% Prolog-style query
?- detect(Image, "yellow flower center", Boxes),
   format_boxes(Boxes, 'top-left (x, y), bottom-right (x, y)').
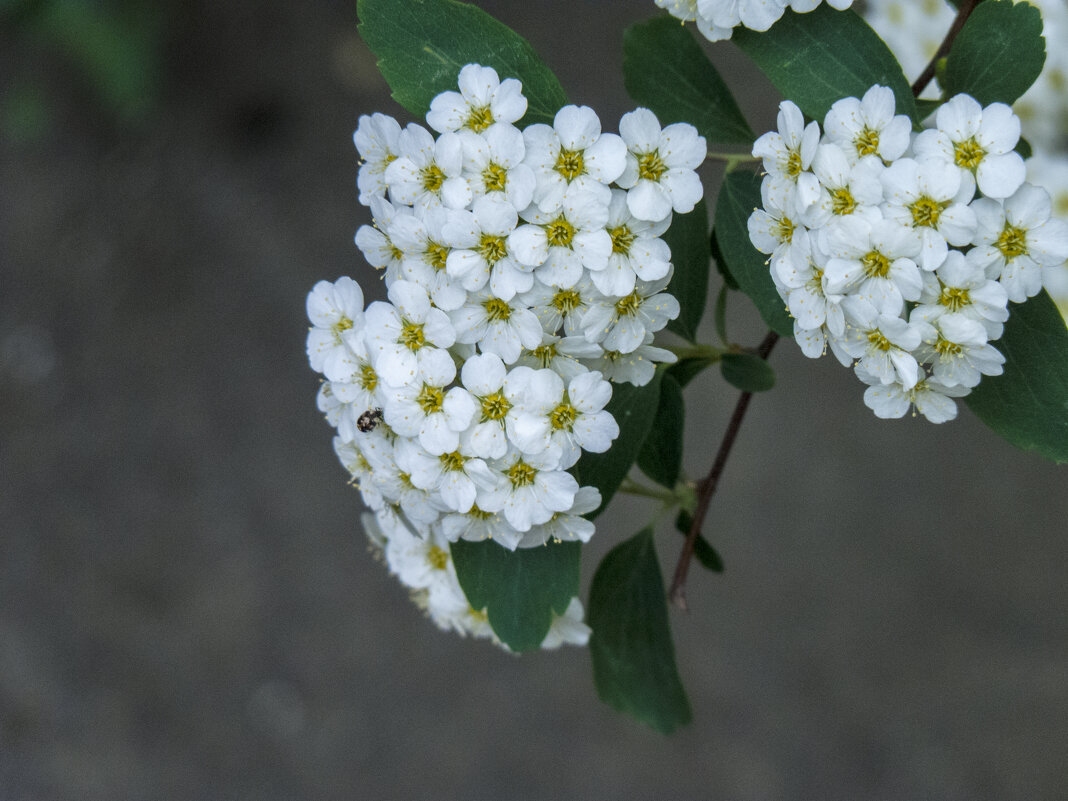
top-left (484, 297), bottom-right (512, 322)
top-left (477, 233), bottom-right (508, 265)
top-left (546, 216), bottom-right (576, 248)
top-left (359, 364), bottom-right (378, 392)
top-left (830, 188), bottom-right (856, 215)
top-left (939, 285), bottom-right (970, 312)
top-left (482, 161), bottom-right (508, 193)
top-left (934, 336), bottom-right (963, 357)
top-left (507, 460), bottom-right (538, 487)
top-left (609, 224), bottom-right (635, 255)
top-left (785, 149), bottom-right (804, 177)
top-left (421, 163), bottom-right (446, 192)
top-left (531, 343), bottom-right (558, 367)
top-left (466, 105), bottom-right (494, 133)
top-left (953, 137), bottom-right (986, 170)
top-left (615, 291), bottom-right (642, 317)
top-left (427, 545), bottom-right (449, 570)
top-left (867, 330), bottom-right (893, 351)
top-left (549, 400), bottom-right (577, 431)
top-left (480, 391), bottom-right (511, 421)
top-left (439, 451), bottom-right (467, 472)
top-left (855, 127), bottom-right (880, 157)
top-left (551, 289), bottom-right (582, 314)
top-left (861, 250), bottom-right (891, 279)
top-left (399, 321), bottom-right (426, 351)
top-left (426, 241), bottom-right (449, 271)
top-left (775, 216), bottom-right (796, 243)
top-left (416, 383), bottom-right (444, 414)
top-left (910, 196), bottom-right (945, 228)
top-left (554, 147), bottom-right (585, 181)
top-left (637, 150), bottom-right (667, 181)
top-left (995, 224), bottom-right (1028, 259)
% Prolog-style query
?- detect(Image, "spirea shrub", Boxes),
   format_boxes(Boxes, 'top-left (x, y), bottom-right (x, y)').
top-left (303, 0), bottom-right (1068, 731)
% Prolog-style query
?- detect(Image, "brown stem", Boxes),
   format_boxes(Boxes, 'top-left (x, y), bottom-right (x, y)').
top-left (668, 331), bottom-right (779, 610)
top-left (911, 0), bottom-right (980, 98)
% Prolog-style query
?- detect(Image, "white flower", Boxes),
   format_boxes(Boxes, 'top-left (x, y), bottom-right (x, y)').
top-left (616, 108), bottom-right (706, 222)
top-left (355, 196), bottom-right (408, 284)
top-left (968, 182), bottom-right (1068, 302)
top-left (862, 376), bottom-right (970, 423)
top-left (479, 445), bottom-right (579, 532)
top-left (752, 100), bottom-right (822, 211)
top-left (520, 276), bottom-right (602, 337)
top-left (321, 335), bottom-right (384, 417)
top-left (913, 95), bottom-right (1025, 200)
top-left (839, 297), bottom-right (922, 389)
top-left (912, 250), bottom-right (1009, 340)
top-left (748, 178), bottom-right (812, 282)
top-left (697, 0), bottom-right (787, 36)
top-left (441, 195), bottom-right (531, 299)
top-left (354, 112), bottom-right (402, 205)
top-left (822, 216), bottom-right (922, 316)
top-left (507, 368), bottom-right (619, 467)
top-left (384, 518), bottom-right (455, 590)
top-left (522, 105), bottom-right (626, 212)
top-left (449, 288), bottom-right (543, 364)
top-left (334, 435), bottom-right (386, 510)
top-left (913, 312), bottom-right (1005, 389)
top-left (822, 84), bottom-right (911, 163)
top-left (381, 347), bottom-right (476, 455)
top-left (366, 442), bottom-right (447, 527)
top-left (538, 597), bottom-right (592, 649)
top-left (457, 352), bottom-right (531, 460)
top-left (387, 204), bottom-right (468, 311)
top-left (306, 276), bottom-right (365, 377)
top-left (594, 189), bottom-right (673, 296)
top-left (403, 439), bottom-right (499, 514)
top-left (801, 143), bottom-right (884, 232)
top-left (880, 157), bottom-right (976, 271)
top-left (777, 247), bottom-right (846, 338)
top-left (426, 63), bottom-right (528, 135)
top-left (458, 125), bottom-right (535, 210)
top-left (513, 331), bottom-right (603, 382)
top-left (509, 187), bottom-right (613, 289)
top-left (581, 274), bottom-right (680, 353)
top-left (584, 334), bottom-right (678, 386)
top-left (516, 486), bottom-right (601, 548)
top-left (385, 124), bottom-right (472, 210)
top-left (363, 280), bottom-right (456, 387)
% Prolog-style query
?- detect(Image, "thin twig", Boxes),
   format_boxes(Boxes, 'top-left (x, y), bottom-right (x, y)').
top-left (668, 331), bottom-right (779, 609)
top-left (911, 0), bottom-right (980, 98)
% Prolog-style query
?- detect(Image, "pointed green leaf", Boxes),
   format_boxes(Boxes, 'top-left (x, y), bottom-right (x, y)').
top-left (357, 0), bottom-right (567, 125)
top-left (622, 16), bottom-right (753, 144)
top-left (720, 352), bottom-right (775, 393)
top-left (589, 528), bottom-right (692, 734)
top-left (675, 511), bottom-right (724, 573)
top-left (714, 171), bottom-right (793, 337)
top-left (573, 371), bottom-right (664, 517)
top-left (637, 374), bottom-right (685, 489)
top-left (667, 356), bottom-right (716, 389)
top-left (965, 290), bottom-right (1068, 464)
top-left (733, 6), bottom-right (918, 124)
top-left (664, 199), bottom-right (711, 342)
top-left (451, 539), bottom-right (580, 652)
top-left (944, 0), bottom-right (1045, 107)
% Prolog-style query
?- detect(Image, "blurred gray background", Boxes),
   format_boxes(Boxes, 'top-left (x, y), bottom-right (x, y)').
top-left (2, 1), bottom-right (1066, 798)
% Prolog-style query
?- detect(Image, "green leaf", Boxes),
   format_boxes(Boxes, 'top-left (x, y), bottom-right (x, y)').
top-left (622, 16), bottom-right (753, 144)
top-left (573, 371), bottom-right (663, 517)
top-left (964, 290), bottom-right (1068, 463)
top-left (637, 374), bottom-right (685, 489)
top-left (1015, 136), bottom-right (1033, 161)
top-left (665, 199), bottom-right (711, 342)
top-left (711, 228), bottom-right (739, 290)
top-left (720, 352), bottom-right (776, 393)
top-left (451, 539), bottom-right (580, 651)
top-left (914, 98), bottom-right (941, 123)
top-left (674, 511), bottom-right (724, 573)
top-left (589, 528), bottom-right (692, 733)
top-left (733, 6), bottom-right (918, 124)
top-left (357, 0), bottom-right (567, 125)
top-left (944, 0), bottom-right (1045, 107)
top-left (713, 284), bottom-right (730, 347)
top-left (714, 171), bottom-right (793, 337)
top-left (667, 356), bottom-right (716, 389)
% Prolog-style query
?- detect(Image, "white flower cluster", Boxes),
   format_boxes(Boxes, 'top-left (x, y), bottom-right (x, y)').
top-left (655, 0), bottom-right (854, 42)
top-left (308, 64), bottom-right (703, 647)
top-left (865, 0), bottom-right (1068, 317)
top-left (748, 87), bottom-right (1068, 422)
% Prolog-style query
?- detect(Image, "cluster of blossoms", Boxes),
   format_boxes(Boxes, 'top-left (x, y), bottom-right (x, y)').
top-left (655, 0), bottom-right (854, 42)
top-left (307, 64), bottom-right (702, 647)
top-left (748, 87), bottom-right (1068, 422)
top-left (866, 0), bottom-right (1068, 316)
